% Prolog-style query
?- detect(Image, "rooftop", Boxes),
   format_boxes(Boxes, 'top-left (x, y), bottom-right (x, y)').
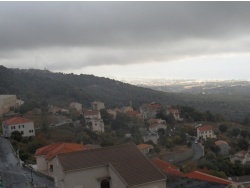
top-left (137, 144), bottom-right (153, 151)
top-left (35, 142), bottom-right (84, 160)
top-left (57, 143), bottom-right (166, 186)
top-left (215, 140), bottom-right (229, 146)
top-left (3, 117), bottom-right (33, 125)
top-left (197, 125), bottom-right (213, 132)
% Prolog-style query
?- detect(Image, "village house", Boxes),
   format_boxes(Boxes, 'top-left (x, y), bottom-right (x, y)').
top-left (83, 110), bottom-right (105, 132)
top-left (69, 102), bottom-right (82, 112)
top-left (230, 150), bottom-right (250, 165)
top-left (139, 102), bottom-right (162, 119)
top-left (88, 118), bottom-right (105, 132)
top-left (91, 101), bottom-right (105, 110)
top-left (166, 108), bottom-right (183, 121)
top-left (51, 143), bottom-right (166, 188)
top-left (0, 95), bottom-right (17, 116)
top-left (2, 117), bottom-right (35, 138)
top-left (215, 140), bottom-right (231, 156)
top-left (126, 110), bottom-right (142, 119)
top-left (143, 131), bottom-right (159, 144)
top-left (197, 125), bottom-right (216, 140)
top-left (83, 110), bottom-right (101, 120)
top-left (147, 118), bottom-right (166, 125)
top-left (107, 109), bottom-right (116, 119)
top-left (149, 123), bottom-right (167, 132)
top-left (137, 143), bottom-right (154, 154)
top-left (35, 142), bottom-right (84, 176)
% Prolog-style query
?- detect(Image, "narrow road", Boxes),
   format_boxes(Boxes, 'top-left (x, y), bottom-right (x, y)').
top-left (0, 136), bottom-right (55, 188)
top-left (192, 141), bottom-right (204, 161)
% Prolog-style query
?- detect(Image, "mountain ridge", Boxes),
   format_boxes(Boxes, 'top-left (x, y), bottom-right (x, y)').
top-left (1, 65), bottom-right (250, 121)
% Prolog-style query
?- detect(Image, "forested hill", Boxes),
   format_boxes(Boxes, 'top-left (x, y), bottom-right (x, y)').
top-left (0, 65), bottom-right (250, 121)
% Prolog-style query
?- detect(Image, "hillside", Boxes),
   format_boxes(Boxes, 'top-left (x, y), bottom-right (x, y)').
top-left (0, 65), bottom-right (250, 121)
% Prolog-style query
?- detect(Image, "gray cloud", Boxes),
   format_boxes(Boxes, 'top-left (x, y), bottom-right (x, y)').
top-left (1, 2), bottom-right (250, 70)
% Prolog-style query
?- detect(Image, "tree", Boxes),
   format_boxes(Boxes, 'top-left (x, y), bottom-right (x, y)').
top-left (100, 109), bottom-right (111, 125)
top-left (240, 130), bottom-right (248, 139)
top-left (157, 128), bottom-right (165, 136)
top-left (219, 124), bottom-right (228, 133)
top-left (231, 128), bottom-right (240, 137)
top-left (165, 138), bottom-right (174, 149)
top-left (41, 112), bottom-right (49, 133)
top-left (238, 139), bottom-right (249, 150)
top-left (11, 131), bottom-right (22, 142)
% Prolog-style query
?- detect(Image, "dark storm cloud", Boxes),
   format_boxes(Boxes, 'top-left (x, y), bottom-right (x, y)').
top-left (1, 2), bottom-right (250, 69)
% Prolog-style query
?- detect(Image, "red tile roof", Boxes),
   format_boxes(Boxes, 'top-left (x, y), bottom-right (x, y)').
top-left (57, 143), bottom-right (166, 186)
top-left (198, 125), bottom-right (213, 132)
top-left (153, 158), bottom-right (235, 185)
top-left (149, 123), bottom-right (159, 129)
top-left (35, 142), bottom-right (84, 160)
top-left (185, 171), bottom-right (234, 185)
top-left (147, 118), bottom-right (158, 123)
top-left (126, 111), bottom-right (140, 117)
top-left (137, 144), bottom-right (153, 151)
top-left (152, 158), bottom-right (183, 176)
top-left (3, 117), bottom-right (33, 125)
top-left (215, 140), bottom-right (229, 146)
top-left (83, 110), bottom-right (99, 116)
top-left (167, 108), bottom-right (179, 113)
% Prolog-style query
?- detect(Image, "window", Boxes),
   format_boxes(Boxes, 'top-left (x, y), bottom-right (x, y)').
top-left (21, 131), bottom-right (24, 135)
top-left (19, 125), bottom-right (20, 129)
top-left (49, 164), bottom-right (53, 172)
top-left (101, 179), bottom-right (110, 188)
top-left (23, 125), bottom-right (24, 128)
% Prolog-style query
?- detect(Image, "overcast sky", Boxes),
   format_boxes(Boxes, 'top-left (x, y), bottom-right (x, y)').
top-left (1, 2), bottom-right (250, 81)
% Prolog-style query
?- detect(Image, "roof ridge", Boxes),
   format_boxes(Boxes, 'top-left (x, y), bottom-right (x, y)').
top-left (58, 143), bottom-right (136, 157)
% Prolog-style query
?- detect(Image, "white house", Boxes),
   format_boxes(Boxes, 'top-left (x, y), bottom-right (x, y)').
top-left (91, 101), bottom-right (105, 110)
top-left (2, 117), bottom-right (35, 137)
top-left (197, 125), bottom-right (216, 140)
top-left (69, 102), bottom-right (82, 112)
top-left (83, 110), bottom-right (101, 120)
top-left (230, 150), bottom-right (250, 165)
top-left (166, 108), bottom-right (183, 121)
top-left (51, 143), bottom-right (166, 188)
top-left (139, 102), bottom-right (162, 119)
top-left (143, 131), bottom-right (159, 145)
top-left (149, 123), bottom-right (167, 132)
top-left (88, 118), bottom-right (105, 132)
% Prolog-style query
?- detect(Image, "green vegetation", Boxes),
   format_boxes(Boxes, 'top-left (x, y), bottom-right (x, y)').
top-left (0, 65), bottom-right (250, 121)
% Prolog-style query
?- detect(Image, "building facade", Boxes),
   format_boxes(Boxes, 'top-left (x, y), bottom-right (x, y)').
top-left (197, 125), bottom-right (216, 140)
top-left (51, 143), bottom-right (166, 188)
top-left (2, 117), bottom-right (35, 137)
top-left (91, 101), bottom-right (105, 111)
top-left (0, 95), bottom-right (17, 116)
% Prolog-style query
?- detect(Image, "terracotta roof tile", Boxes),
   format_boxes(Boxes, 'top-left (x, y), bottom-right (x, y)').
top-left (185, 171), bottom-right (234, 185)
top-left (137, 144), bottom-right (153, 150)
top-left (35, 142), bottom-right (84, 160)
top-left (3, 117), bottom-right (33, 125)
top-left (215, 140), bottom-right (229, 146)
top-left (198, 125), bottom-right (213, 132)
top-left (153, 159), bottom-right (234, 185)
top-left (152, 158), bottom-right (182, 176)
top-left (83, 110), bottom-right (99, 116)
top-left (57, 143), bottom-right (166, 186)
